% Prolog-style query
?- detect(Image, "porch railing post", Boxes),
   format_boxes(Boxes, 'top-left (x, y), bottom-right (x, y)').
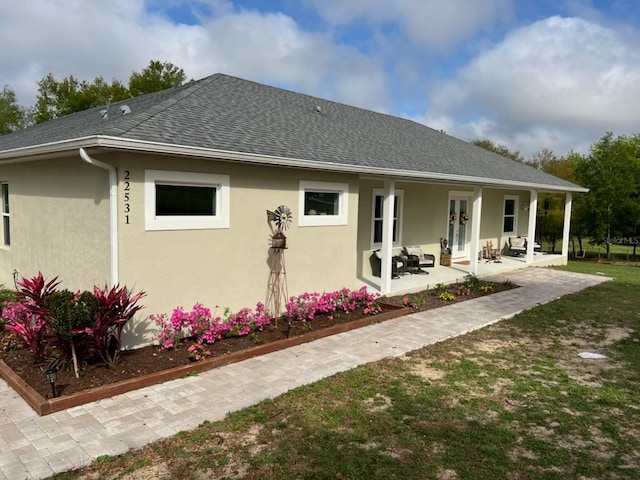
top-left (469, 186), bottom-right (482, 275)
top-left (562, 192), bottom-right (572, 262)
top-left (527, 190), bottom-right (538, 264)
top-left (380, 180), bottom-right (396, 294)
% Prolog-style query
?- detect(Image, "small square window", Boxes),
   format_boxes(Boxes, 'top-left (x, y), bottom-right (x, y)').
top-left (299, 181), bottom-right (349, 226)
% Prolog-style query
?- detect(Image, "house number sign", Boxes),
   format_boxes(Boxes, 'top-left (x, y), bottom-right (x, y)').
top-left (123, 170), bottom-right (131, 224)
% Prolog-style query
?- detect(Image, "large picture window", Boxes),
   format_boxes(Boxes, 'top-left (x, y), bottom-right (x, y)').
top-left (371, 189), bottom-right (403, 246)
top-left (145, 170), bottom-right (230, 230)
top-left (1, 183), bottom-right (9, 246)
top-left (298, 181), bottom-right (349, 226)
top-left (503, 195), bottom-right (518, 234)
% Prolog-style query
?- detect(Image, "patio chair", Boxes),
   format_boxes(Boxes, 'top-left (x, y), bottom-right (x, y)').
top-left (508, 236), bottom-right (527, 256)
top-left (369, 250), bottom-right (402, 279)
top-left (401, 245), bottom-right (435, 274)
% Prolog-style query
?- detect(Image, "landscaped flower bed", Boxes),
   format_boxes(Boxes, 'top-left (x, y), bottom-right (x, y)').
top-left (0, 278), bottom-right (409, 414)
top-left (0, 273), bottom-right (514, 415)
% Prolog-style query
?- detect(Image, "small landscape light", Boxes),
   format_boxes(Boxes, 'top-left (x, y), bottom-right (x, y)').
top-left (44, 368), bottom-right (58, 398)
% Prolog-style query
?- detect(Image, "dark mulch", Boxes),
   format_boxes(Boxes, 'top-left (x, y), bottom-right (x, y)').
top-left (0, 280), bottom-right (515, 400)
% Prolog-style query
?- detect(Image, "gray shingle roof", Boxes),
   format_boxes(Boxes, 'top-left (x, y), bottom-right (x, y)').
top-left (0, 73), bottom-right (584, 191)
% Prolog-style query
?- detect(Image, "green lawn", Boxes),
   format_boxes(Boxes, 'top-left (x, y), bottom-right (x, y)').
top-left (568, 241), bottom-right (640, 261)
top-left (51, 262), bottom-right (640, 479)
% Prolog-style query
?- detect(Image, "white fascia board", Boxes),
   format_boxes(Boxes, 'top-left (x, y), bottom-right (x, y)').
top-left (0, 135), bottom-right (589, 193)
top-left (96, 137), bottom-right (588, 193)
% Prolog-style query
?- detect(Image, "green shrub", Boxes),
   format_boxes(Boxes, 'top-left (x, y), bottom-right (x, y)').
top-left (0, 288), bottom-right (16, 306)
top-left (463, 273), bottom-right (479, 291)
top-left (45, 290), bottom-right (100, 338)
top-left (45, 290), bottom-right (101, 375)
top-left (435, 283), bottom-right (449, 295)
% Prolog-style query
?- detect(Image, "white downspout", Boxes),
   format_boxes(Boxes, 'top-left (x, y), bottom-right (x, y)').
top-left (79, 148), bottom-right (118, 286)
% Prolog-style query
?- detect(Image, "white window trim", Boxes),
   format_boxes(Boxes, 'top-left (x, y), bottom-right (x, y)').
top-left (298, 180), bottom-right (349, 226)
top-left (1, 182), bottom-right (9, 247)
top-left (145, 170), bottom-right (230, 231)
top-left (371, 189), bottom-right (404, 248)
top-left (502, 194), bottom-right (519, 235)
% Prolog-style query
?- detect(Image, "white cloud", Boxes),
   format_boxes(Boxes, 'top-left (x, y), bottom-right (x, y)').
top-left (195, 8), bottom-right (387, 108)
top-left (306, 0), bottom-right (512, 49)
top-left (3, 1), bottom-right (638, 160)
top-left (0, 0), bottom-right (387, 110)
top-left (423, 16), bottom-right (640, 156)
top-left (1, 0), bottom-right (200, 104)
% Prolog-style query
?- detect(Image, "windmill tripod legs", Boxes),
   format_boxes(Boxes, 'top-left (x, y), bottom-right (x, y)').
top-left (266, 248), bottom-right (288, 325)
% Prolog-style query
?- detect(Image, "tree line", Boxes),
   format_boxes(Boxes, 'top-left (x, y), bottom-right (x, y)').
top-left (1, 63), bottom-right (638, 257)
top-left (0, 60), bottom-right (186, 132)
top-left (472, 135), bottom-right (640, 258)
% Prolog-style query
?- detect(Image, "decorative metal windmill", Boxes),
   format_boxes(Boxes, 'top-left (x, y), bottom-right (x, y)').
top-left (266, 205), bottom-right (292, 323)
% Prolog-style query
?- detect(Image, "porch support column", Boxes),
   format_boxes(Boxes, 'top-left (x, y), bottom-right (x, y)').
top-left (469, 186), bottom-right (483, 275)
top-left (379, 179), bottom-right (396, 294)
top-left (526, 189), bottom-right (538, 264)
top-left (561, 192), bottom-right (572, 262)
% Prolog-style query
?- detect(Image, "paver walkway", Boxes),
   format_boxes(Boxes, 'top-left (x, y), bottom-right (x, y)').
top-left (0, 268), bottom-right (609, 480)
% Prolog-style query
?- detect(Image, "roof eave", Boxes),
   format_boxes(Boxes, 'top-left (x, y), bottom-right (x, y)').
top-left (0, 135), bottom-right (588, 193)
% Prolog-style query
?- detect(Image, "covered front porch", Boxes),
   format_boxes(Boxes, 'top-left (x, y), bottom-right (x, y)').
top-left (358, 251), bottom-right (565, 297)
top-left (356, 176), bottom-right (574, 297)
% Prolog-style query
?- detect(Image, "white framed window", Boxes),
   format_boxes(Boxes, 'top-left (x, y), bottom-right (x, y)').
top-left (1, 183), bottom-right (9, 246)
top-left (145, 170), bottom-right (230, 231)
top-left (503, 195), bottom-right (519, 235)
top-left (371, 189), bottom-right (403, 247)
top-left (298, 180), bottom-right (349, 226)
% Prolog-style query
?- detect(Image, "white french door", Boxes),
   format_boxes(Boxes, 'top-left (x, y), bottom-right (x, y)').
top-left (447, 194), bottom-right (472, 258)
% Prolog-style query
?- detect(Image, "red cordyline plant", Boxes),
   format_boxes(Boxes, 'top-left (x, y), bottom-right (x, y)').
top-left (89, 285), bottom-right (146, 366)
top-left (16, 272), bottom-right (61, 314)
top-left (1, 272), bottom-right (61, 361)
top-left (2, 272), bottom-right (145, 368)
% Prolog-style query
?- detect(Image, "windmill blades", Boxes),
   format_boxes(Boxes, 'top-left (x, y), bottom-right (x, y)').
top-left (274, 205), bottom-right (292, 231)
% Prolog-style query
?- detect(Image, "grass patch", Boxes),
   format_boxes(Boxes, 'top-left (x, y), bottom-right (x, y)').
top-left (47, 262), bottom-right (640, 479)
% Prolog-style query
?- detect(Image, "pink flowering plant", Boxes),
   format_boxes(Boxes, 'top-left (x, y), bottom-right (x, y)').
top-left (1, 331), bottom-right (19, 351)
top-left (187, 343), bottom-right (211, 361)
top-left (1, 299), bottom-right (49, 361)
top-left (456, 284), bottom-right (472, 296)
top-left (153, 287), bottom-right (381, 360)
top-left (402, 296), bottom-right (419, 312)
top-left (285, 286), bottom-right (381, 321)
top-left (152, 301), bottom-right (273, 354)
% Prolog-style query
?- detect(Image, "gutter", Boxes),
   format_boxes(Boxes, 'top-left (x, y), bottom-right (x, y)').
top-left (79, 147), bottom-right (118, 287)
top-left (0, 135), bottom-right (588, 194)
top-left (94, 137), bottom-right (589, 193)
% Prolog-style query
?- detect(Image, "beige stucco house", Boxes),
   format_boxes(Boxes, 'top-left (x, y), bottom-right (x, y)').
top-left (0, 74), bottom-right (586, 347)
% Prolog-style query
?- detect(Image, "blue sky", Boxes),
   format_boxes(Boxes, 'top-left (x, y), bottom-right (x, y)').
top-left (2, 0), bottom-right (639, 157)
